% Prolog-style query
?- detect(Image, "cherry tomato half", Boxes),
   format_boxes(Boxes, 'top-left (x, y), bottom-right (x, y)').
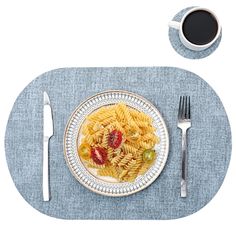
top-left (108, 130), bottom-right (123, 149)
top-left (78, 143), bottom-right (91, 160)
top-left (142, 149), bottom-right (156, 163)
top-left (91, 147), bottom-right (107, 165)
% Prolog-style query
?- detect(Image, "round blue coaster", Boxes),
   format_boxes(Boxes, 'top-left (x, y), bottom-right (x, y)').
top-left (168, 7), bottom-right (222, 59)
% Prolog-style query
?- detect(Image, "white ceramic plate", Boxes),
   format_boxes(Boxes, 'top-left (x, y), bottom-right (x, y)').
top-left (64, 90), bottom-right (169, 196)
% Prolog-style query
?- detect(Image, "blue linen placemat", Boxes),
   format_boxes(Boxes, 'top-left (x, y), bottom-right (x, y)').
top-left (168, 7), bottom-right (222, 59)
top-left (5, 67), bottom-right (231, 219)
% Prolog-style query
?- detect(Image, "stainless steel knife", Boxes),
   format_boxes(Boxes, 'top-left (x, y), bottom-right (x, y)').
top-left (43, 91), bottom-right (53, 201)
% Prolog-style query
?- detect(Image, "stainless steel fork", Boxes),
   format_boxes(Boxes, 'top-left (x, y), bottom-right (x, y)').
top-left (178, 96), bottom-right (191, 198)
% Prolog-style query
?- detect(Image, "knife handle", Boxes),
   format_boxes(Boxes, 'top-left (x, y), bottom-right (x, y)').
top-left (43, 137), bottom-right (50, 201)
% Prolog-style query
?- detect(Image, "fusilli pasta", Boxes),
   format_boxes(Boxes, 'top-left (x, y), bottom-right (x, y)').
top-left (77, 103), bottom-right (159, 182)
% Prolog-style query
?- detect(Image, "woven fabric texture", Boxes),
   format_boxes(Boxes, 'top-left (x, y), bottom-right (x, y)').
top-left (5, 67), bottom-right (231, 219)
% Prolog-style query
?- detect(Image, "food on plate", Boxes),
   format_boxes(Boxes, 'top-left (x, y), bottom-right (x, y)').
top-left (91, 147), bottom-right (107, 165)
top-left (142, 149), bottom-right (156, 162)
top-left (77, 103), bottom-right (160, 182)
top-left (78, 143), bottom-right (91, 160)
top-left (108, 130), bottom-right (123, 149)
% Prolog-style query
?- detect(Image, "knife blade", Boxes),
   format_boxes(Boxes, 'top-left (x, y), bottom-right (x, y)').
top-left (43, 91), bottom-right (53, 201)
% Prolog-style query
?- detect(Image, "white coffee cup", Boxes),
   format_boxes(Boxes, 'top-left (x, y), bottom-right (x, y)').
top-left (169, 7), bottom-right (221, 51)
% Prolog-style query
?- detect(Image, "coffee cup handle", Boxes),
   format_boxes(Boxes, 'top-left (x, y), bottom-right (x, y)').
top-left (168, 21), bottom-right (181, 30)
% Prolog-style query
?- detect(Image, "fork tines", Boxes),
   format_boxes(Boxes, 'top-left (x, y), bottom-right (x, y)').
top-left (178, 96), bottom-right (190, 120)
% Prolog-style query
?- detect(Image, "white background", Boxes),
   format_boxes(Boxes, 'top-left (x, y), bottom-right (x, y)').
top-left (0, 0), bottom-right (235, 235)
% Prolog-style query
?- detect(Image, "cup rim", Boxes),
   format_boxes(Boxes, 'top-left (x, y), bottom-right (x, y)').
top-left (179, 7), bottom-right (221, 49)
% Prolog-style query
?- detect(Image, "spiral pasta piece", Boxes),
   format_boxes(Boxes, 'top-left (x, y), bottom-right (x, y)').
top-left (86, 159), bottom-right (105, 169)
top-left (141, 133), bottom-right (155, 141)
top-left (115, 104), bottom-right (126, 122)
top-left (118, 153), bottom-right (133, 167)
top-left (81, 124), bottom-right (91, 136)
top-left (139, 141), bottom-right (155, 149)
top-left (87, 107), bottom-right (107, 120)
top-left (124, 159), bottom-right (137, 171)
top-left (101, 128), bottom-right (109, 148)
top-left (122, 143), bottom-right (138, 154)
top-left (92, 122), bottom-right (104, 132)
top-left (130, 108), bottom-right (153, 122)
top-left (138, 162), bottom-right (151, 175)
top-left (128, 161), bottom-right (142, 177)
top-left (84, 135), bottom-right (94, 146)
top-left (119, 169), bottom-right (128, 180)
top-left (101, 116), bottom-right (116, 126)
top-left (111, 154), bottom-right (123, 166)
top-left (98, 166), bottom-right (118, 178)
top-left (107, 147), bottom-right (113, 162)
top-left (119, 103), bottom-right (133, 122)
top-left (135, 120), bottom-right (149, 128)
top-left (111, 121), bottom-right (125, 133)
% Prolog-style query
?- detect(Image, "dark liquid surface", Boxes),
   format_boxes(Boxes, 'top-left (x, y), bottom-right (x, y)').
top-left (183, 10), bottom-right (218, 45)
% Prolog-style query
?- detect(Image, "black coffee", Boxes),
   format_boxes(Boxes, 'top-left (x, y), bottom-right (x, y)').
top-left (183, 10), bottom-right (218, 45)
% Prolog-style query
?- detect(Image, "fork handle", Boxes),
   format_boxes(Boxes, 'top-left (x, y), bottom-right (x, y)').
top-left (181, 129), bottom-right (188, 198)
